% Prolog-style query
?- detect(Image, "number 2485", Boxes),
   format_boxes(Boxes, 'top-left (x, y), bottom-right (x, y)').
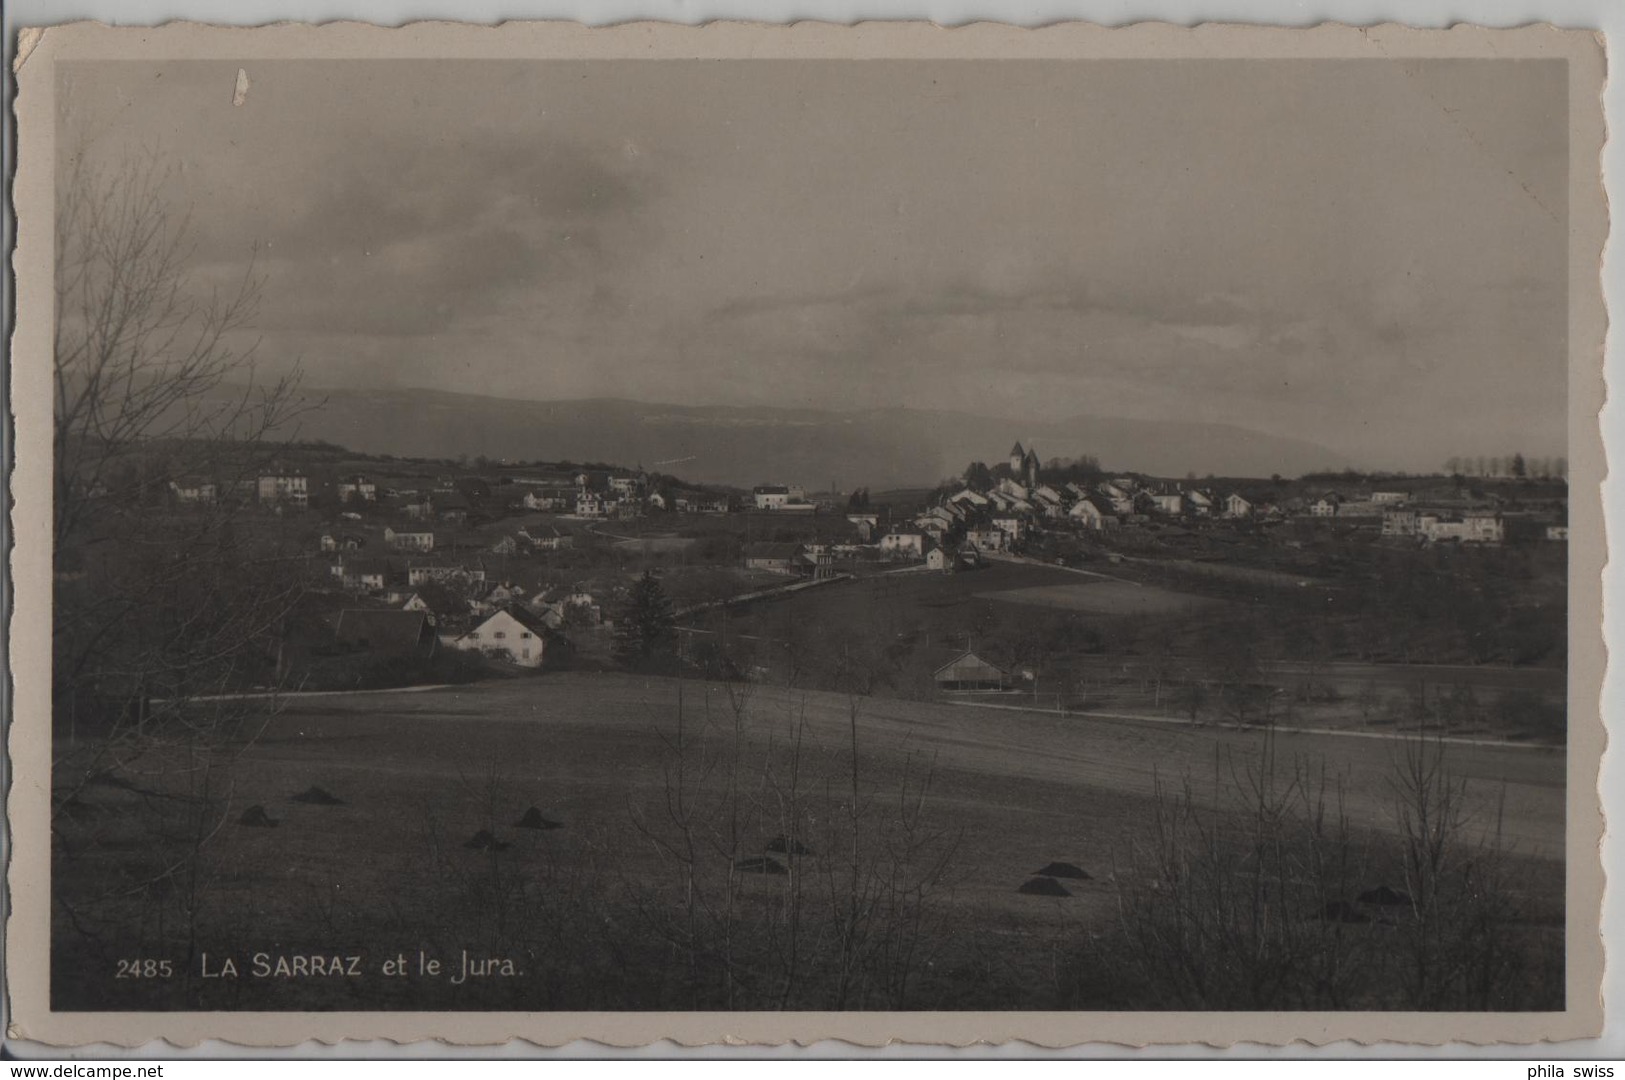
top-left (116, 959), bottom-right (174, 978)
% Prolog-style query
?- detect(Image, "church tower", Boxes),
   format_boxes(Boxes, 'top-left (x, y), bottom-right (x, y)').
top-left (1009, 441), bottom-right (1026, 474)
top-left (1024, 448), bottom-right (1041, 488)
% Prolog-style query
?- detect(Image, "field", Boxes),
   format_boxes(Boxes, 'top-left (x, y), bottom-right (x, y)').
top-left (976, 579), bottom-right (1211, 616)
top-left (53, 672), bottom-right (1565, 1012)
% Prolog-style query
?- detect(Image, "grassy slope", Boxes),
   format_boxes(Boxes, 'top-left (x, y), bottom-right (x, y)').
top-left (55, 672), bottom-right (1564, 1010)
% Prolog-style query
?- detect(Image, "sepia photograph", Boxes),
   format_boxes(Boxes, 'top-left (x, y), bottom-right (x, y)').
top-left (7, 19), bottom-right (1607, 1047)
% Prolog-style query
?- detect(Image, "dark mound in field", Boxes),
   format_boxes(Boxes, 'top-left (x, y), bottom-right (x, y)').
top-left (465, 829), bottom-right (511, 852)
top-left (238, 805), bottom-right (279, 828)
top-left (515, 807), bottom-right (562, 830)
top-left (1034, 861), bottom-right (1091, 880)
top-left (735, 856), bottom-right (788, 876)
top-left (766, 835), bottom-right (812, 856)
top-left (1318, 900), bottom-right (1371, 924)
top-left (1018, 877), bottom-right (1072, 897)
top-left (290, 785), bottom-right (344, 806)
top-left (1358, 884), bottom-right (1412, 907)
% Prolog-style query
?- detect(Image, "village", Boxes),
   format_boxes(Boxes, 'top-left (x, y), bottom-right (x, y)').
top-left (137, 436), bottom-right (1573, 698)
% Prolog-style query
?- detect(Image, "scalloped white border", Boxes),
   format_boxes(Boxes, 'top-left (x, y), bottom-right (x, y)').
top-left (4, 17), bottom-right (1609, 1052)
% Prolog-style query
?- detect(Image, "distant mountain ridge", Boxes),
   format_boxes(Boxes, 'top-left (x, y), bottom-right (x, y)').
top-left (268, 387), bottom-right (1351, 489)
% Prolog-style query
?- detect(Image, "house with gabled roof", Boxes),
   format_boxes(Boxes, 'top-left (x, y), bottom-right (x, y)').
top-left (933, 649), bottom-right (1009, 692)
top-left (452, 606), bottom-right (568, 669)
top-left (401, 582), bottom-right (470, 622)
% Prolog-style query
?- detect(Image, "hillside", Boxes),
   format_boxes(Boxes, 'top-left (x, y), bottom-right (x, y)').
top-left (265, 386), bottom-right (1351, 489)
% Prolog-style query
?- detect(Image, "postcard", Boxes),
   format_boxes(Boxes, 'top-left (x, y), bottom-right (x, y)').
top-left (7, 18), bottom-right (1607, 1049)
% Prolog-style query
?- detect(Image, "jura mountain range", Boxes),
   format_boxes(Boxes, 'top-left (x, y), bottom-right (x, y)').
top-left (270, 387), bottom-right (1352, 489)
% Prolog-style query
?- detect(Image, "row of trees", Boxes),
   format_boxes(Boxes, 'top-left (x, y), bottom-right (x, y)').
top-left (1444, 453), bottom-right (1567, 480)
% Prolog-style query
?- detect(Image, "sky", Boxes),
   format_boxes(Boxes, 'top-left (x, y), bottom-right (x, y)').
top-left (56, 57), bottom-right (1570, 472)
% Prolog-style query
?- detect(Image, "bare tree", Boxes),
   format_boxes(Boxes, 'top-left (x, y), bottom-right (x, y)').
top-left (50, 148), bottom-right (319, 999)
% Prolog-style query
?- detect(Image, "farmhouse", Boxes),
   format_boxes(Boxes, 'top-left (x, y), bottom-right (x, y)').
top-left (452, 606), bottom-right (563, 669)
top-left (1223, 493), bottom-right (1254, 519)
top-left (335, 609), bottom-right (437, 654)
top-left (933, 650), bottom-right (1010, 693)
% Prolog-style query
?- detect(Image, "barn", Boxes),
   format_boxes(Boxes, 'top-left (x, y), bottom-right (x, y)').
top-left (933, 650), bottom-right (1009, 693)
top-left (334, 609), bottom-right (438, 655)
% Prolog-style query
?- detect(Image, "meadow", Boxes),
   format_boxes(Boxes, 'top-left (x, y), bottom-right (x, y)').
top-left (53, 672), bottom-right (1565, 1012)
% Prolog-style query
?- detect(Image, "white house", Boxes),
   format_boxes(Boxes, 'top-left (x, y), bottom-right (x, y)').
top-left (1310, 495), bottom-right (1342, 518)
top-left (257, 472), bottom-right (308, 507)
top-left (677, 493), bottom-right (731, 514)
top-left (965, 528), bottom-right (1008, 553)
top-left (1068, 498), bottom-right (1108, 530)
top-left (169, 477), bottom-right (216, 504)
top-left (385, 527), bottom-right (435, 552)
top-left (1382, 509), bottom-right (1420, 537)
top-left (401, 496), bottom-right (437, 521)
top-left (337, 475), bottom-right (377, 503)
top-left (453, 607), bottom-right (556, 668)
top-left (522, 490), bottom-right (568, 512)
top-left (753, 485), bottom-right (791, 510)
top-left (878, 531), bottom-right (926, 559)
top-left (408, 562), bottom-right (486, 587)
top-left (1223, 493), bottom-right (1253, 519)
top-left (1147, 492), bottom-right (1184, 516)
top-left (339, 561), bottom-right (387, 593)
